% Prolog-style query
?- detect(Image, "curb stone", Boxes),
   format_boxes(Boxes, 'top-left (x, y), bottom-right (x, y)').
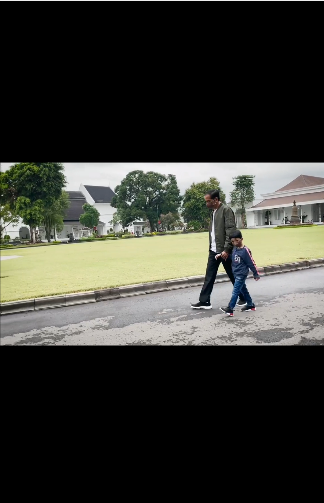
top-left (1, 259), bottom-right (323, 316)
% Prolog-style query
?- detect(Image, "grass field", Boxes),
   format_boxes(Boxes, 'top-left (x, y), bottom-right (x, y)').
top-left (1, 227), bottom-right (324, 302)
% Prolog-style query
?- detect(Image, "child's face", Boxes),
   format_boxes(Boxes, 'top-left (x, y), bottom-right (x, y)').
top-left (231, 237), bottom-right (243, 247)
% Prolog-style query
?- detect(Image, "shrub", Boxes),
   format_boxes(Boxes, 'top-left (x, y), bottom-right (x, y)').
top-left (143, 233), bottom-right (153, 237)
top-left (121, 234), bottom-right (136, 239)
top-left (107, 237), bottom-right (118, 240)
top-left (4, 235), bottom-right (10, 241)
top-left (274, 224), bottom-right (315, 229)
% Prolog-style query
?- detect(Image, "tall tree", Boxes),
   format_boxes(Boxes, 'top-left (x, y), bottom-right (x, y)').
top-left (79, 203), bottom-right (100, 230)
top-left (0, 203), bottom-right (20, 239)
top-left (15, 197), bottom-right (44, 242)
top-left (159, 212), bottom-right (183, 231)
top-left (41, 191), bottom-right (70, 242)
top-left (182, 177), bottom-right (226, 230)
top-left (111, 170), bottom-right (182, 232)
top-left (1, 163), bottom-right (66, 243)
top-left (229, 175), bottom-right (255, 228)
top-left (108, 210), bottom-right (123, 231)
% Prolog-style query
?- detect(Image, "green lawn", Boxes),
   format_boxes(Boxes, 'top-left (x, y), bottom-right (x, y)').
top-left (1, 227), bottom-right (324, 303)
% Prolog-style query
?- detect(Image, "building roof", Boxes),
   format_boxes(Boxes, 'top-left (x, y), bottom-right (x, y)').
top-left (64, 191), bottom-right (87, 221)
top-left (67, 191), bottom-right (85, 199)
top-left (276, 175), bottom-right (324, 192)
top-left (83, 185), bottom-right (116, 203)
top-left (250, 191), bottom-right (324, 210)
top-left (249, 174), bottom-right (324, 211)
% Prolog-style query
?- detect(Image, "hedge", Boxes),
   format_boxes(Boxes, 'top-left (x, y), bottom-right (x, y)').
top-left (274, 224), bottom-right (315, 229)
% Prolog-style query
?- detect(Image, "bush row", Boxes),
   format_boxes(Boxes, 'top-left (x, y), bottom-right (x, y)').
top-left (0, 229), bottom-right (209, 249)
top-left (274, 224), bottom-right (315, 229)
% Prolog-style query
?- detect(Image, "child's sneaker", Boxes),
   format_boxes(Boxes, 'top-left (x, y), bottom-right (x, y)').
top-left (241, 304), bottom-right (256, 312)
top-left (220, 306), bottom-right (234, 317)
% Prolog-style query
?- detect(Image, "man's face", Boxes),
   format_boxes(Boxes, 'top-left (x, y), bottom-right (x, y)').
top-left (204, 195), bottom-right (218, 209)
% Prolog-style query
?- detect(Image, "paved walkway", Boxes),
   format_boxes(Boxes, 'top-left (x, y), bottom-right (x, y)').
top-left (1, 268), bottom-right (323, 345)
top-left (0, 256), bottom-right (22, 261)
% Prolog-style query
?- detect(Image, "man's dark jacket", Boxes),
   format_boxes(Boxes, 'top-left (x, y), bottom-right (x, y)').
top-left (208, 203), bottom-right (237, 254)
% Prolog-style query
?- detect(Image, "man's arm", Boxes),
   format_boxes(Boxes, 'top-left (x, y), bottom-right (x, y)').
top-left (224, 207), bottom-right (237, 254)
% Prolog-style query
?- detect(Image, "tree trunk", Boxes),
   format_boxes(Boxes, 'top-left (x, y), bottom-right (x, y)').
top-left (45, 225), bottom-right (51, 242)
top-left (30, 226), bottom-right (36, 244)
top-left (241, 209), bottom-right (247, 228)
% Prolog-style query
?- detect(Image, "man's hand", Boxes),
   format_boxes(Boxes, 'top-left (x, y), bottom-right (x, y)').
top-left (216, 251), bottom-right (229, 260)
top-left (254, 277), bottom-right (260, 281)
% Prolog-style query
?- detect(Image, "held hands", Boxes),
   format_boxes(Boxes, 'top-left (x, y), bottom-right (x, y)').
top-left (215, 251), bottom-right (229, 261)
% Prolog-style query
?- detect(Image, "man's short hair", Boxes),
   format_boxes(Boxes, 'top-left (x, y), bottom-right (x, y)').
top-left (205, 189), bottom-right (220, 200)
top-left (229, 230), bottom-right (242, 239)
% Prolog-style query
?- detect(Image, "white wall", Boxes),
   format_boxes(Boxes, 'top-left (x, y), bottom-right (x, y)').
top-left (127, 223), bottom-right (151, 235)
top-left (79, 184), bottom-right (122, 234)
top-left (231, 200), bottom-right (263, 228)
top-left (91, 202), bottom-right (117, 234)
top-left (246, 212), bottom-right (255, 227)
top-left (1, 217), bottom-right (24, 239)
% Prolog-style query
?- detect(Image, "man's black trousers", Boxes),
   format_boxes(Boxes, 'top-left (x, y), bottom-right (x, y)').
top-left (199, 250), bottom-right (245, 303)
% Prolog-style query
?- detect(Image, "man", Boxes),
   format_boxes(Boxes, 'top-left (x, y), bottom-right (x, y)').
top-left (191, 189), bottom-right (247, 309)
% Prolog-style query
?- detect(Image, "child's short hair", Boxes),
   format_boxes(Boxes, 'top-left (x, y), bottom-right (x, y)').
top-left (229, 230), bottom-right (242, 239)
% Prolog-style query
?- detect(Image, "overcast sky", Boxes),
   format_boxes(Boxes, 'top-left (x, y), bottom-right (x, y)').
top-left (1, 163), bottom-right (323, 202)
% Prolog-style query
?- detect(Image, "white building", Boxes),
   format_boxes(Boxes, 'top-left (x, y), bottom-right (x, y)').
top-left (1, 216), bottom-right (27, 240)
top-left (79, 185), bottom-right (149, 236)
top-left (79, 184), bottom-right (123, 235)
top-left (246, 175), bottom-right (324, 226)
top-left (231, 199), bottom-right (263, 228)
top-left (55, 191), bottom-right (89, 241)
top-left (126, 221), bottom-right (151, 236)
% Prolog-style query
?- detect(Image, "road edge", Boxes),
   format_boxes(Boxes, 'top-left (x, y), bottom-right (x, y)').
top-left (1, 258), bottom-right (324, 315)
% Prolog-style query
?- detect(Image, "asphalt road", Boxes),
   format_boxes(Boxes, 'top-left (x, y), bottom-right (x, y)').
top-left (1, 268), bottom-right (323, 345)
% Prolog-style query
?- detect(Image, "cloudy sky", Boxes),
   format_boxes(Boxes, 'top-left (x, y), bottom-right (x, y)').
top-left (1, 163), bottom-right (323, 201)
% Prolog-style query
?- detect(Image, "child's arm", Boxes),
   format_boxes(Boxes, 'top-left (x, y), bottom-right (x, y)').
top-left (243, 247), bottom-right (260, 280)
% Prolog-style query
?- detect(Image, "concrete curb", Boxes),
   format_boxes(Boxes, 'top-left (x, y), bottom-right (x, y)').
top-left (1, 258), bottom-right (324, 316)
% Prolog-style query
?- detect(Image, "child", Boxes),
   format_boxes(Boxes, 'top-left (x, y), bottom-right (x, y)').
top-left (217, 230), bottom-right (260, 317)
